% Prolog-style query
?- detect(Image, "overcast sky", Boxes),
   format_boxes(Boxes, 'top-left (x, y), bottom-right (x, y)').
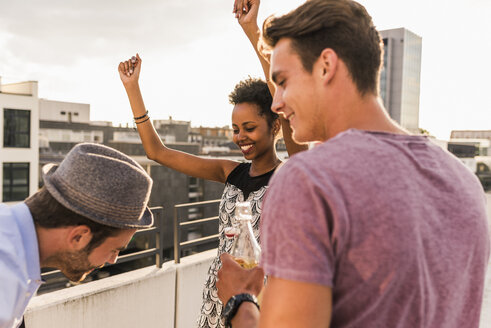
top-left (0, 0), bottom-right (489, 140)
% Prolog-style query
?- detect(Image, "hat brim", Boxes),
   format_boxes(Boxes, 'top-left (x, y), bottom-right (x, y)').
top-left (42, 163), bottom-right (154, 229)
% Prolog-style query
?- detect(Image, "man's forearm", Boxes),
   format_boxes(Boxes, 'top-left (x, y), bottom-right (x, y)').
top-left (231, 302), bottom-right (260, 328)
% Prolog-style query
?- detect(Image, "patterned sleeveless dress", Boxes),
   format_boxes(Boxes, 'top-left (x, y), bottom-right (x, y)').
top-left (197, 162), bottom-right (276, 328)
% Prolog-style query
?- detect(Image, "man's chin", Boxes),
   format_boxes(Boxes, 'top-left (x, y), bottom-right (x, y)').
top-left (63, 270), bottom-right (92, 283)
top-left (292, 130), bottom-right (310, 145)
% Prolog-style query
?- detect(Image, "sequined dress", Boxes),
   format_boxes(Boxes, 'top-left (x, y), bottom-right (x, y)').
top-left (197, 162), bottom-right (275, 328)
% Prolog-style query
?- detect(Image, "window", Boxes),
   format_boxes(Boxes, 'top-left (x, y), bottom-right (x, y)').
top-left (3, 163), bottom-right (30, 202)
top-left (3, 109), bottom-right (30, 148)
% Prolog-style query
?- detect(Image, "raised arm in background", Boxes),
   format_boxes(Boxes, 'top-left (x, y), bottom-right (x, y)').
top-left (118, 54), bottom-right (239, 183)
top-left (233, 0), bottom-right (308, 156)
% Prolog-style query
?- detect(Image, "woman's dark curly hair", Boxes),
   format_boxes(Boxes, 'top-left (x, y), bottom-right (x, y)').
top-left (228, 77), bottom-right (278, 128)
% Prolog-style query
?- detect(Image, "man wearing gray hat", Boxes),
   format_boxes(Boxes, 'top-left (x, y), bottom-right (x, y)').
top-left (0, 143), bottom-right (154, 328)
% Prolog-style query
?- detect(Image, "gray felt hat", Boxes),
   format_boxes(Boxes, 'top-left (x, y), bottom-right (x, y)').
top-left (42, 143), bottom-right (154, 228)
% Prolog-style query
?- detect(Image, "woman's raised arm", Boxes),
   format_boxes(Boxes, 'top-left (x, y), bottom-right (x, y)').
top-left (118, 54), bottom-right (239, 183)
top-left (234, 0), bottom-right (308, 156)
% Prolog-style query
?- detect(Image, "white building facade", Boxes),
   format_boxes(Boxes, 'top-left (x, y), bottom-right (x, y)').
top-left (0, 79), bottom-right (39, 202)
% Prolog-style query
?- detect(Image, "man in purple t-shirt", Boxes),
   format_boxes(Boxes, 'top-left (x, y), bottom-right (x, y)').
top-left (216, 0), bottom-right (490, 327)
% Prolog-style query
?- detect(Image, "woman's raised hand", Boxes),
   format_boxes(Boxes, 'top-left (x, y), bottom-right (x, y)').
top-left (118, 53), bottom-right (142, 86)
top-left (233, 0), bottom-right (260, 29)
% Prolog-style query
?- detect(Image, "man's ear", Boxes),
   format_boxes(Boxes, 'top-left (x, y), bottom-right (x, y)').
top-left (66, 225), bottom-right (92, 251)
top-left (318, 48), bottom-right (338, 85)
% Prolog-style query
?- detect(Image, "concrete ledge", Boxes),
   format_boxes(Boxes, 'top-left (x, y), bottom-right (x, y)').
top-left (25, 263), bottom-right (177, 328)
top-left (175, 249), bottom-right (217, 328)
top-left (24, 250), bottom-right (217, 328)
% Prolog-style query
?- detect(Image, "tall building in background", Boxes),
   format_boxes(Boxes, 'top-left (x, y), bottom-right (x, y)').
top-left (379, 28), bottom-right (422, 133)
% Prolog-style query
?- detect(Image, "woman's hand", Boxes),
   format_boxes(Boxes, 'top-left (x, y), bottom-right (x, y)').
top-left (118, 53), bottom-right (142, 86)
top-left (233, 0), bottom-right (260, 32)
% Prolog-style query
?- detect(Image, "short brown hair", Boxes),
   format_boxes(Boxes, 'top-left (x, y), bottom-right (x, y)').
top-left (26, 187), bottom-right (122, 253)
top-left (262, 0), bottom-right (383, 95)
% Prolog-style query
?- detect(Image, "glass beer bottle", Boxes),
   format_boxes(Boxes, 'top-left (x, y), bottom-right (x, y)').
top-left (229, 201), bottom-right (261, 269)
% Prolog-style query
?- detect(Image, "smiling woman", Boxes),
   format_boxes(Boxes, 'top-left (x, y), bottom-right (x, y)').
top-left (118, 53), bottom-right (288, 327)
top-left (229, 78), bottom-right (280, 162)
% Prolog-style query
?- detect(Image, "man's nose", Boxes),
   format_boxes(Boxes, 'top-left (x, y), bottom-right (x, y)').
top-left (107, 252), bottom-right (118, 265)
top-left (271, 90), bottom-right (285, 114)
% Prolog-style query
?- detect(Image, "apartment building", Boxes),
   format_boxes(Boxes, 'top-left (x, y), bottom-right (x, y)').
top-left (0, 78), bottom-right (39, 203)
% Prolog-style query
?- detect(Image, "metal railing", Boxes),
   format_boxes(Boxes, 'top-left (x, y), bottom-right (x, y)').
top-left (41, 206), bottom-right (165, 281)
top-left (174, 199), bottom-right (221, 263)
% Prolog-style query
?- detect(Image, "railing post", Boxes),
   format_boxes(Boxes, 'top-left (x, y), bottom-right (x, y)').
top-left (159, 207), bottom-right (165, 267)
top-left (174, 206), bottom-right (180, 263)
top-left (155, 207), bottom-right (164, 268)
top-left (173, 199), bottom-right (221, 263)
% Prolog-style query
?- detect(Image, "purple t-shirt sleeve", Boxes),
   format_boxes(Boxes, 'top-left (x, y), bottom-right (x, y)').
top-left (260, 160), bottom-right (341, 287)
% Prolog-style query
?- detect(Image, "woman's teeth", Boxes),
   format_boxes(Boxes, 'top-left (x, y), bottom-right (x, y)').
top-left (241, 144), bottom-right (253, 151)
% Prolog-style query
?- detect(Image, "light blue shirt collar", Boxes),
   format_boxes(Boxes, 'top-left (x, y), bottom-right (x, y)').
top-left (12, 203), bottom-right (42, 284)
